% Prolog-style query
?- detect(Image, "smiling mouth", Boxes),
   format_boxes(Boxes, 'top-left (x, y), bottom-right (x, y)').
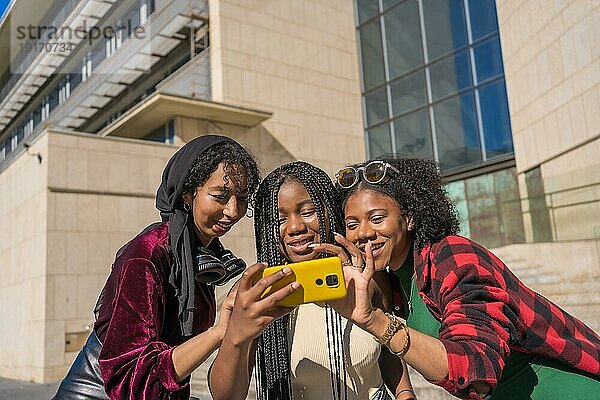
top-left (287, 237), bottom-right (314, 252)
top-left (214, 221), bottom-right (234, 232)
top-left (360, 242), bottom-right (385, 259)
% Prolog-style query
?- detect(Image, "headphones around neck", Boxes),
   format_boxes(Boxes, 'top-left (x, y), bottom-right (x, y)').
top-left (193, 244), bottom-right (246, 286)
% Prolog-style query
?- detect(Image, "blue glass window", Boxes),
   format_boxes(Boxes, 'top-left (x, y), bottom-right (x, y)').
top-left (393, 108), bottom-right (434, 159)
top-left (474, 36), bottom-right (504, 82)
top-left (383, 0), bottom-right (402, 10)
top-left (478, 79), bottom-right (513, 157)
top-left (429, 50), bottom-right (471, 100)
top-left (356, 0), bottom-right (379, 23)
top-left (434, 92), bottom-right (482, 169)
top-left (422, 0), bottom-right (467, 61)
top-left (390, 69), bottom-right (427, 116)
top-left (468, 0), bottom-right (498, 40)
top-left (364, 86), bottom-right (389, 127)
top-left (367, 124), bottom-right (392, 158)
top-left (359, 19), bottom-right (386, 90)
top-left (385, 0), bottom-right (423, 79)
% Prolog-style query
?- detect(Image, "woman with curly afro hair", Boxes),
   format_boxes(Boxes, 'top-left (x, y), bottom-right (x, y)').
top-left (312, 156), bottom-right (600, 400)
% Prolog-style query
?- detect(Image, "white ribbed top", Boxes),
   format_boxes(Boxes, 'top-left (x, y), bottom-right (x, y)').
top-left (288, 303), bottom-right (384, 399)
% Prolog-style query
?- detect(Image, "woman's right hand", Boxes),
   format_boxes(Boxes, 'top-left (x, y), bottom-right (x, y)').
top-left (223, 262), bottom-right (301, 346)
top-left (309, 236), bottom-right (377, 327)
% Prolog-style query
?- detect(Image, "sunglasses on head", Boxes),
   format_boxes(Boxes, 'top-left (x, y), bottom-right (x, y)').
top-left (335, 160), bottom-right (400, 189)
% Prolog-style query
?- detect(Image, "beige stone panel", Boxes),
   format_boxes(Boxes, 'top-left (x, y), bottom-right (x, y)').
top-left (53, 192), bottom-right (79, 232)
top-left (25, 319), bottom-right (46, 369)
top-left (45, 273), bottom-right (55, 320)
top-left (21, 233), bottom-right (46, 281)
top-left (54, 275), bottom-right (78, 319)
top-left (108, 152), bottom-right (130, 192)
top-left (96, 196), bottom-right (121, 232)
top-left (212, 0), bottom-right (364, 165)
top-left (542, 138), bottom-right (600, 190)
top-left (128, 157), bottom-right (150, 194)
top-left (77, 195), bottom-right (99, 232)
top-left (118, 196), bottom-right (140, 232)
top-left (551, 185), bottom-right (600, 208)
top-left (45, 319), bottom-right (66, 368)
top-left (66, 146), bottom-right (88, 190)
top-left (568, 95), bottom-right (589, 144)
top-left (48, 131), bottom-right (78, 147)
top-left (66, 232), bottom-right (88, 274)
top-left (582, 86), bottom-right (600, 138)
top-left (553, 202), bottom-right (600, 241)
top-left (87, 232), bottom-right (115, 275)
top-left (146, 156), bottom-right (171, 194)
top-left (27, 275), bottom-right (47, 322)
top-left (86, 150), bottom-right (110, 192)
top-left (137, 197), bottom-right (160, 228)
top-left (554, 103), bottom-right (574, 151)
top-left (76, 275), bottom-right (105, 316)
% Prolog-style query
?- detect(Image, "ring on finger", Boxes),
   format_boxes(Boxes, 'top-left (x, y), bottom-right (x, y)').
top-left (341, 260), bottom-right (353, 267)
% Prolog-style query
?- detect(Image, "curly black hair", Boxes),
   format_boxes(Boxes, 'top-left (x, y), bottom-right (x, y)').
top-left (339, 156), bottom-right (459, 250)
top-left (181, 140), bottom-right (260, 205)
top-left (253, 161), bottom-right (347, 400)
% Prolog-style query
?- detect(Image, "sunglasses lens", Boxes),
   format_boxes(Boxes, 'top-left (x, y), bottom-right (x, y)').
top-left (364, 162), bottom-right (385, 183)
top-left (337, 168), bottom-right (357, 187)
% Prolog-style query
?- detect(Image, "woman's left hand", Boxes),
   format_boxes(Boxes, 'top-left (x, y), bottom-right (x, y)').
top-left (213, 281), bottom-right (239, 340)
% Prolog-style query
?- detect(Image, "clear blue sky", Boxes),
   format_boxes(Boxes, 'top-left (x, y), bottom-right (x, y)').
top-left (0, 0), bottom-right (12, 21)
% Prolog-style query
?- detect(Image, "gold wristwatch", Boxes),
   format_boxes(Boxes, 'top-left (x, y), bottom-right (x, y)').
top-left (373, 312), bottom-right (411, 356)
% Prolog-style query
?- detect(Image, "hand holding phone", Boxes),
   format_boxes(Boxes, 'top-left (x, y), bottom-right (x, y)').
top-left (253, 257), bottom-right (347, 307)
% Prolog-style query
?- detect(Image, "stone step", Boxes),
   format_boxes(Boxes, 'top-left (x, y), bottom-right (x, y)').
top-left (529, 278), bottom-right (600, 294)
top-left (408, 368), bottom-right (455, 400)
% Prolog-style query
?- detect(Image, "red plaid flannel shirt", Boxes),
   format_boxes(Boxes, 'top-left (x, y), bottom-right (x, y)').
top-left (396, 235), bottom-right (600, 399)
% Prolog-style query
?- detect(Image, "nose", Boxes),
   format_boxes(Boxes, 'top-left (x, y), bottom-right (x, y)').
top-left (223, 196), bottom-right (243, 220)
top-left (286, 213), bottom-right (307, 235)
top-left (356, 221), bottom-right (376, 243)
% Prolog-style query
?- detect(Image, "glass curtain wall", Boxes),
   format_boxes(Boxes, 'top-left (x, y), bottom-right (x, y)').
top-left (356, 0), bottom-right (513, 171)
top-left (356, 0), bottom-right (524, 248)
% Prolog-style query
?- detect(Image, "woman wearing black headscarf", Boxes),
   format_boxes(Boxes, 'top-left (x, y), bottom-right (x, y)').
top-left (53, 135), bottom-right (265, 400)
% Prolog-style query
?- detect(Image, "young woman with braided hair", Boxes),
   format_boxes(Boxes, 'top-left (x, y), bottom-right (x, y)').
top-left (209, 161), bottom-right (415, 400)
top-left (312, 156), bottom-right (600, 400)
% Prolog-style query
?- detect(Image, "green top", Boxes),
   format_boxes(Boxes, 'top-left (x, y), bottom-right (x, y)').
top-left (389, 252), bottom-right (599, 399)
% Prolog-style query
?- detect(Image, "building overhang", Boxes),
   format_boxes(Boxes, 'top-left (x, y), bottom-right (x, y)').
top-left (98, 93), bottom-right (273, 138)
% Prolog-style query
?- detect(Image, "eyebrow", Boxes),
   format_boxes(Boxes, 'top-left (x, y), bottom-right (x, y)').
top-left (208, 186), bottom-right (248, 195)
top-left (278, 199), bottom-right (314, 213)
top-left (344, 208), bottom-right (387, 221)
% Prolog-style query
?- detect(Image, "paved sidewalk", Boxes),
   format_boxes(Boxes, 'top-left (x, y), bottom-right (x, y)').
top-left (0, 377), bottom-right (213, 399)
top-left (0, 377), bottom-right (59, 400)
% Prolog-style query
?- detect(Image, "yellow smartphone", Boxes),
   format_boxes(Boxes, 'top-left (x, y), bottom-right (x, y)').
top-left (254, 257), bottom-right (347, 307)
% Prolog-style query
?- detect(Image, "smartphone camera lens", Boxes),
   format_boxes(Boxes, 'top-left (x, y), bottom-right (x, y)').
top-left (315, 278), bottom-right (324, 286)
top-left (325, 274), bottom-right (339, 287)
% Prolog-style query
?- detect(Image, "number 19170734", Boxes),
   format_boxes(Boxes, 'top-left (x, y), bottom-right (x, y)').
top-left (19, 42), bottom-right (75, 54)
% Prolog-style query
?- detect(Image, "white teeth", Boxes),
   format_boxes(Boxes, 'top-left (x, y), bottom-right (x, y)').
top-left (290, 238), bottom-right (312, 247)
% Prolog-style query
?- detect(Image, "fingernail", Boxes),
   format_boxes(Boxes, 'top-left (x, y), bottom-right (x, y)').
top-left (308, 244), bottom-right (319, 248)
top-left (291, 282), bottom-right (301, 289)
top-left (333, 232), bottom-right (342, 236)
top-left (282, 267), bottom-right (291, 274)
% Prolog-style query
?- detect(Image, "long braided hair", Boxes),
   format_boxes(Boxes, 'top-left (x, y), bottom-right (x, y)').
top-left (253, 161), bottom-right (348, 400)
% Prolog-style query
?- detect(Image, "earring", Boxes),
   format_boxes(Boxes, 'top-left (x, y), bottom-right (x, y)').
top-left (183, 203), bottom-right (191, 213)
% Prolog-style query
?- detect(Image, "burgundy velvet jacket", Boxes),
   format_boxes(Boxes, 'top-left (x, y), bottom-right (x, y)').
top-left (94, 222), bottom-right (216, 400)
top-left (393, 235), bottom-right (600, 399)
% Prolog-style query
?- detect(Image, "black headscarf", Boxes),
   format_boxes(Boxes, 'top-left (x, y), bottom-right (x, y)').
top-left (155, 134), bottom-right (235, 337)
